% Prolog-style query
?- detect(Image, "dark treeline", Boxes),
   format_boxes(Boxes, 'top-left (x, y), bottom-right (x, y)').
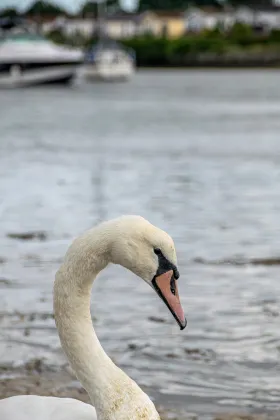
top-left (121, 27), bottom-right (280, 67)
top-left (0, 0), bottom-right (277, 18)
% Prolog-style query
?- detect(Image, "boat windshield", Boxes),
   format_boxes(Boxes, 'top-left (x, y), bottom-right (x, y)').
top-left (3, 33), bottom-right (47, 42)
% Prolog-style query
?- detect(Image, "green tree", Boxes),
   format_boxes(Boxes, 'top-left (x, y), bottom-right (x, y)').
top-left (24, 1), bottom-right (66, 17)
top-left (80, 0), bottom-right (119, 17)
top-left (228, 0), bottom-right (273, 5)
top-left (0, 7), bottom-right (19, 18)
top-left (138, 0), bottom-right (222, 11)
top-left (80, 1), bottom-right (98, 17)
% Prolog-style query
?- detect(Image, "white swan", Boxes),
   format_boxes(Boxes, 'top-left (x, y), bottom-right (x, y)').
top-left (0, 215), bottom-right (186, 420)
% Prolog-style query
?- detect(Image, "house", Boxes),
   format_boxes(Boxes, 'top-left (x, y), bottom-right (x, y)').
top-left (46, 11), bottom-right (163, 40)
top-left (103, 10), bottom-right (185, 39)
top-left (235, 6), bottom-right (257, 25)
top-left (183, 4), bottom-right (280, 33)
top-left (41, 4), bottom-right (280, 41)
top-left (105, 11), bottom-right (162, 39)
top-left (105, 12), bottom-right (140, 39)
top-left (40, 9), bottom-right (197, 40)
top-left (183, 6), bottom-right (232, 32)
top-left (183, 7), bottom-right (207, 33)
top-left (138, 11), bottom-right (163, 37)
top-left (228, 5), bottom-right (280, 31)
top-left (254, 6), bottom-right (280, 30)
top-left (42, 17), bottom-right (96, 38)
top-left (152, 11), bottom-right (185, 38)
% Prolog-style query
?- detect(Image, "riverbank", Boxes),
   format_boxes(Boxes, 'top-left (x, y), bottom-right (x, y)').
top-left (1, 362), bottom-right (279, 420)
top-left (121, 39), bottom-right (280, 68)
top-left (48, 24), bottom-right (280, 68)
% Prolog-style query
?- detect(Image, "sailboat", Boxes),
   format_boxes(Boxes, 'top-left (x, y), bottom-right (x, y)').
top-left (83, 1), bottom-right (136, 82)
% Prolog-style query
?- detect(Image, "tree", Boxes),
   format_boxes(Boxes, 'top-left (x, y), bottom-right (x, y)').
top-left (229, 0), bottom-right (273, 4)
top-left (138, 0), bottom-right (222, 11)
top-left (24, 1), bottom-right (66, 17)
top-left (80, 0), bottom-right (120, 18)
top-left (0, 7), bottom-right (19, 18)
top-left (80, 1), bottom-right (98, 17)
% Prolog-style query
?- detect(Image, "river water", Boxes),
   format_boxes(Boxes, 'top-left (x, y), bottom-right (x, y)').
top-left (0, 70), bottom-right (280, 417)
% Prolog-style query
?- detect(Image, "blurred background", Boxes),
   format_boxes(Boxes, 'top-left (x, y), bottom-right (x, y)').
top-left (0, 1), bottom-right (280, 419)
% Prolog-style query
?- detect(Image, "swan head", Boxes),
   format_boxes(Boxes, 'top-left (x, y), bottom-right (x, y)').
top-left (110, 215), bottom-right (187, 330)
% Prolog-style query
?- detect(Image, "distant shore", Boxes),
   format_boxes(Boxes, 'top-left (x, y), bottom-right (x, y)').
top-left (137, 66), bottom-right (280, 70)
top-left (130, 49), bottom-right (280, 68)
top-left (46, 23), bottom-right (280, 69)
top-left (137, 62), bottom-right (280, 69)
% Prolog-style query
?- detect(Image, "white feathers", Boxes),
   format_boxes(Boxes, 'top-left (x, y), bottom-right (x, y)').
top-left (0, 396), bottom-right (96, 420)
top-left (0, 216), bottom-right (175, 420)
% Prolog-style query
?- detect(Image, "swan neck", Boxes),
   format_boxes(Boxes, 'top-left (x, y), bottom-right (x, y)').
top-left (53, 230), bottom-right (116, 412)
top-left (53, 224), bottom-right (160, 420)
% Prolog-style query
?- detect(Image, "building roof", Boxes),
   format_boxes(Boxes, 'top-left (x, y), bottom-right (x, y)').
top-left (152, 10), bottom-right (185, 18)
top-left (106, 10), bottom-right (185, 22)
top-left (106, 11), bottom-right (141, 22)
top-left (240, 2), bottom-right (280, 12)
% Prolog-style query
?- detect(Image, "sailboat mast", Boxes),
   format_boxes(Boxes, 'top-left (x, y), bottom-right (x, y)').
top-left (97, 0), bottom-right (107, 40)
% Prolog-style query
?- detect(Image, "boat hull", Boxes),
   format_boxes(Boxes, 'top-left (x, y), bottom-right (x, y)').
top-left (83, 63), bottom-right (134, 82)
top-left (0, 62), bottom-right (82, 88)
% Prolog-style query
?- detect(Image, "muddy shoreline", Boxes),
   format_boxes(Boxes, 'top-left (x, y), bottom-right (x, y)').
top-left (0, 362), bottom-right (279, 420)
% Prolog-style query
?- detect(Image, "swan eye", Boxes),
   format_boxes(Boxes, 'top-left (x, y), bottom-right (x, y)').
top-left (154, 248), bottom-right (161, 255)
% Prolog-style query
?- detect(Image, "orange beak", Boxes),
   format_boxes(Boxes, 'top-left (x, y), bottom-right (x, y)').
top-left (152, 270), bottom-right (187, 330)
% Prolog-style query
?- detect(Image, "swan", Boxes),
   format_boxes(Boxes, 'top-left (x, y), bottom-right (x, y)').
top-left (0, 215), bottom-right (187, 420)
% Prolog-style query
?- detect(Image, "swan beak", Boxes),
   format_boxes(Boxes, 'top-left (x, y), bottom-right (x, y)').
top-left (152, 270), bottom-right (187, 330)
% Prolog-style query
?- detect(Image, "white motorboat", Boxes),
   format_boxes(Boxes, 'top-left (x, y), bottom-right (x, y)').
top-left (0, 17), bottom-right (84, 88)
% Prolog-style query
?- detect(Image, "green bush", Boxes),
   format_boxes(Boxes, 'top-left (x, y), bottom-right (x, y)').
top-left (122, 35), bottom-right (229, 65)
top-left (269, 29), bottom-right (280, 43)
top-left (123, 37), bottom-right (170, 66)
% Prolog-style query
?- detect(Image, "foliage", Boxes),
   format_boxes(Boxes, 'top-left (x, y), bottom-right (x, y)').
top-left (269, 29), bottom-right (280, 43)
top-left (138, 0), bottom-right (222, 11)
top-left (117, 25), bottom-right (280, 66)
top-left (229, 0), bottom-right (273, 5)
top-left (0, 7), bottom-right (19, 18)
top-left (47, 28), bottom-right (67, 44)
top-left (80, 1), bottom-right (98, 17)
top-left (226, 22), bottom-right (255, 46)
top-left (48, 28), bottom-right (88, 47)
top-left (123, 36), bottom-right (171, 65)
top-left (121, 32), bottom-right (228, 65)
top-left (24, 1), bottom-right (66, 17)
top-left (80, 1), bottom-right (119, 18)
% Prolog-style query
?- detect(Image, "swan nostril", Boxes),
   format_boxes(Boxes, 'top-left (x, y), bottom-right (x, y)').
top-left (173, 267), bottom-right (179, 280)
top-left (170, 275), bottom-right (176, 295)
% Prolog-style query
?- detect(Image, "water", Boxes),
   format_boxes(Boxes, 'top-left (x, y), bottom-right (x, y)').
top-left (0, 70), bottom-right (280, 416)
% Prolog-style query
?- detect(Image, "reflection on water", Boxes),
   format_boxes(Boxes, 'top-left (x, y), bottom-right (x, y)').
top-left (1, 70), bottom-right (280, 415)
